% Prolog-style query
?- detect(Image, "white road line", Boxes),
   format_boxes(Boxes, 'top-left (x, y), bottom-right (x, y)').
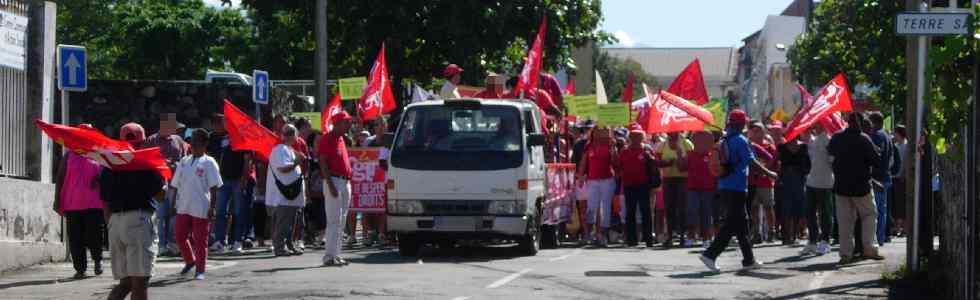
top-left (549, 248), bottom-right (583, 262)
top-left (804, 271), bottom-right (830, 299)
top-left (450, 297), bottom-right (470, 300)
top-left (485, 268), bottom-right (533, 289)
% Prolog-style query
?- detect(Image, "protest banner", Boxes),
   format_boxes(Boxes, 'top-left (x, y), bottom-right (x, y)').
top-left (595, 103), bottom-right (630, 127)
top-left (350, 147), bottom-right (387, 212)
top-left (339, 77), bottom-right (367, 100)
top-left (542, 163), bottom-right (576, 225)
top-left (566, 94), bottom-right (598, 118)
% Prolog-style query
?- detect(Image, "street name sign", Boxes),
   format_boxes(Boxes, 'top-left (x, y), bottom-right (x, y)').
top-left (896, 12), bottom-right (972, 36)
top-left (57, 45), bottom-right (87, 91)
top-left (253, 70), bottom-right (270, 104)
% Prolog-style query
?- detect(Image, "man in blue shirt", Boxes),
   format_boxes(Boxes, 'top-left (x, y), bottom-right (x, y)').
top-left (699, 110), bottom-right (778, 273)
top-left (868, 112), bottom-right (901, 245)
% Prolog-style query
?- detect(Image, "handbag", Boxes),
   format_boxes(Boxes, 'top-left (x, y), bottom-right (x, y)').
top-left (272, 171), bottom-right (303, 200)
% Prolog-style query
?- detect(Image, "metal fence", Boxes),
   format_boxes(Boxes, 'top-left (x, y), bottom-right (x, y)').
top-left (0, 0), bottom-right (29, 178)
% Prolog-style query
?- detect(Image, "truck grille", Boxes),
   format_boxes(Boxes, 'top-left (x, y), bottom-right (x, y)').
top-left (421, 200), bottom-right (490, 215)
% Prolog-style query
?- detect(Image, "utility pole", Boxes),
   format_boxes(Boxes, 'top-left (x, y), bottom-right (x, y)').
top-left (904, 0), bottom-right (923, 272)
top-left (315, 0), bottom-right (329, 111)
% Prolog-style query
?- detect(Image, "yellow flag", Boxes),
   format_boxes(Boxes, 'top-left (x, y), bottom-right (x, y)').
top-left (770, 107), bottom-right (788, 122)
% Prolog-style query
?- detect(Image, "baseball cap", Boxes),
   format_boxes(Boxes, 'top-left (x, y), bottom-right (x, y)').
top-left (120, 123), bottom-right (146, 144)
top-left (767, 120), bottom-right (784, 130)
top-left (443, 64), bottom-right (463, 78)
top-left (728, 109), bottom-right (749, 126)
top-left (575, 119), bottom-right (596, 128)
top-left (614, 128), bottom-right (628, 138)
top-left (333, 111), bottom-right (353, 124)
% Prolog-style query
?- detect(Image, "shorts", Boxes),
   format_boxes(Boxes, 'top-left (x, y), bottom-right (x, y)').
top-left (686, 190), bottom-right (714, 228)
top-left (109, 210), bottom-right (157, 280)
top-left (751, 187), bottom-right (775, 209)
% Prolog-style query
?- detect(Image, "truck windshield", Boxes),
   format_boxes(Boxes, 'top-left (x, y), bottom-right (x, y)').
top-left (391, 105), bottom-right (523, 170)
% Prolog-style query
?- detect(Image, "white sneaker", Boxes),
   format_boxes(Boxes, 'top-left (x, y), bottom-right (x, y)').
top-left (743, 261), bottom-right (765, 270)
top-left (800, 244), bottom-right (817, 256)
top-left (194, 272), bottom-right (205, 280)
top-left (699, 255), bottom-right (720, 273)
top-left (209, 242), bottom-right (225, 253)
top-left (817, 241), bottom-right (831, 255)
top-left (232, 242), bottom-right (244, 255)
top-left (297, 240), bottom-right (306, 250)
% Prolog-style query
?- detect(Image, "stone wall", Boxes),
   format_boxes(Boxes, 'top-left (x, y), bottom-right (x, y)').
top-left (0, 178), bottom-right (60, 274)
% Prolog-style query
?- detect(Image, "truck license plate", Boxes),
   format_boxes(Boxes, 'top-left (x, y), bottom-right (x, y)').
top-left (434, 217), bottom-right (477, 230)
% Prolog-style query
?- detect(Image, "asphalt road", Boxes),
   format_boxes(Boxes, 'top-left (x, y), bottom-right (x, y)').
top-left (0, 238), bottom-right (903, 300)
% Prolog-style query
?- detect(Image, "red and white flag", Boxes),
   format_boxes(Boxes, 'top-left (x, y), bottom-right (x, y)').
top-left (358, 42), bottom-right (396, 121)
top-left (796, 84), bottom-right (847, 134)
top-left (321, 91), bottom-right (344, 133)
top-left (223, 99), bottom-right (280, 162)
top-left (667, 59), bottom-right (710, 105)
top-left (514, 16), bottom-right (547, 98)
top-left (659, 90), bottom-right (715, 127)
top-left (784, 73), bottom-right (853, 141)
top-left (642, 84), bottom-right (704, 133)
top-left (35, 120), bottom-right (172, 180)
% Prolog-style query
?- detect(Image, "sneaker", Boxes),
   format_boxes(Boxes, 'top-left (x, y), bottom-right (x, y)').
top-left (699, 255), bottom-right (720, 273)
top-left (94, 262), bottom-right (103, 276)
top-left (816, 241), bottom-right (831, 255)
top-left (743, 261), bottom-right (765, 270)
top-left (682, 239), bottom-right (694, 248)
top-left (194, 272), bottom-right (205, 280)
top-left (209, 242), bottom-right (225, 254)
top-left (232, 242), bottom-right (244, 255)
top-left (702, 239), bottom-right (712, 250)
top-left (73, 272), bottom-right (86, 279)
top-left (838, 256), bottom-right (855, 266)
top-left (179, 264), bottom-right (194, 277)
top-left (297, 240), bottom-right (306, 251)
top-left (243, 239), bottom-right (255, 249)
top-left (800, 244), bottom-right (817, 256)
top-left (864, 253), bottom-right (886, 261)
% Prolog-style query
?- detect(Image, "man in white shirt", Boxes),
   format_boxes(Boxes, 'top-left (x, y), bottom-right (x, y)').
top-left (267, 124), bottom-right (308, 257)
top-left (440, 64), bottom-right (463, 99)
top-left (170, 129), bottom-right (222, 280)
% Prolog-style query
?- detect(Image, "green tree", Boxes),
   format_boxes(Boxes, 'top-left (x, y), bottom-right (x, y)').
top-left (593, 49), bottom-right (659, 102)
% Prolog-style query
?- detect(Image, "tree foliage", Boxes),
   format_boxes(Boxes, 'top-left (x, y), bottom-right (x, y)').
top-left (786, 0), bottom-right (976, 153)
top-left (593, 49), bottom-right (659, 102)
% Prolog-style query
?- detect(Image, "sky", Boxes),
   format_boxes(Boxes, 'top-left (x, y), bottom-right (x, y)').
top-left (601, 0), bottom-right (794, 48)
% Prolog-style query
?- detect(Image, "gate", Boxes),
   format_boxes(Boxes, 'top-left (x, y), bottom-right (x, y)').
top-left (0, 0), bottom-right (30, 178)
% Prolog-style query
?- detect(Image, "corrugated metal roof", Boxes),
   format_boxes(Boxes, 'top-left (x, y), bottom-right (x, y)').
top-left (602, 47), bottom-right (738, 82)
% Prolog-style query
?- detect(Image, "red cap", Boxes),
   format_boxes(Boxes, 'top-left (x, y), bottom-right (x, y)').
top-left (443, 64), bottom-right (464, 78)
top-left (628, 122), bottom-right (644, 133)
top-left (333, 111), bottom-right (353, 124)
top-left (120, 123), bottom-right (146, 144)
top-left (728, 109), bottom-right (749, 126)
top-left (767, 120), bottom-right (783, 129)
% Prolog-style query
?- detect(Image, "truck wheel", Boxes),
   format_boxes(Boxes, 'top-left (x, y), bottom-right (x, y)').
top-left (398, 234), bottom-right (419, 257)
top-left (519, 216), bottom-right (541, 256)
top-left (540, 223), bottom-right (558, 249)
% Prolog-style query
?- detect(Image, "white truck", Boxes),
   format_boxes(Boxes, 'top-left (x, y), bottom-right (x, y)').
top-left (386, 98), bottom-right (554, 256)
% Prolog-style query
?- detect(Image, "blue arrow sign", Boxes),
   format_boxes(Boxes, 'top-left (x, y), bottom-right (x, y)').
top-left (253, 70), bottom-right (270, 104)
top-left (57, 45), bottom-right (87, 92)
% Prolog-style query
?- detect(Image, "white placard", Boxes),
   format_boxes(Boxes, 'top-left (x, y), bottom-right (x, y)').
top-left (0, 11), bottom-right (28, 70)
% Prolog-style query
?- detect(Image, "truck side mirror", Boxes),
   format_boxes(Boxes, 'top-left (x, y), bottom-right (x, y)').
top-left (527, 133), bottom-right (546, 147)
top-left (383, 133), bottom-right (395, 147)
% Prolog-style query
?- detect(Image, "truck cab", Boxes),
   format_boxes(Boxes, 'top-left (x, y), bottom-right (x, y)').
top-left (386, 98), bottom-right (547, 256)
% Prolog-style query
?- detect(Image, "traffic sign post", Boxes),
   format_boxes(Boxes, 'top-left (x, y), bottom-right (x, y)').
top-left (253, 70), bottom-right (270, 123)
top-left (56, 45), bottom-right (87, 154)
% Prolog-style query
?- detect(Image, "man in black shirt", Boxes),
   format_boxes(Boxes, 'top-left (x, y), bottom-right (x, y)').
top-left (208, 113), bottom-right (253, 254)
top-left (828, 112), bottom-right (884, 265)
top-left (103, 123), bottom-right (166, 300)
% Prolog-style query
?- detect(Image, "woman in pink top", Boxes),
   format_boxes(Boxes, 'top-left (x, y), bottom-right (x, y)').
top-left (53, 124), bottom-right (105, 279)
top-left (577, 127), bottom-right (619, 247)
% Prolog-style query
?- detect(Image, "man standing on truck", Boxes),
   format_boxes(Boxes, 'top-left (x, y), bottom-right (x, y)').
top-left (699, 110), bottom-right (776, 273)
top-left (319, 112), bottom-right (354, 266)
top-left (440, 64), bottom-right (463, 99)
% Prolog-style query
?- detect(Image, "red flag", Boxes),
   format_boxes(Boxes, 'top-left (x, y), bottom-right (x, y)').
top-left (35, 120), bottom-right (171, 180)
top-left (358, 42), bottom-right (396, 121)
top-left (624, 72), bottom-right (635, 120)
top-left (321, 91), bottom-right (344, 133)
top-left (642, 84), bottom-right (704, 133)
top-left (564, 77), bottom-right (576, 95)
top-left (659, 90), bottom-right (715, 127)
top-left (796, 84), bottom-right (847, 134)
top-left (784, 73), bottom-right (853, 141)
top-left (223, 99), bottom-right (280, 161)
top-left (515, 16), bottom-right (547, 98)
top-left (666, 59), bottom-right (710, 105)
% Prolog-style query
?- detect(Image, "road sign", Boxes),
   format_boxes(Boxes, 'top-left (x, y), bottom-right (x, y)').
top-left (253, 70), bottom-right (270, 104)
top-left (57, 45), bottom-right (87, 91)
top-left (896, 12), bottom-right (972, 36)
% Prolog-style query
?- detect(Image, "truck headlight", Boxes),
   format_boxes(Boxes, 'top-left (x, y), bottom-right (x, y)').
top-left (488, 200), bottom-right (524, 215)
top-left (396, 200), bottom-right (424, 214)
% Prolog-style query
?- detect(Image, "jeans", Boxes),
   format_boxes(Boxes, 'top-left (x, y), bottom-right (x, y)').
top-left (212, 179), bottom-right (246, 246)
top-left (704, 190), bottom-right (755, 266)
top-left (805, 187), bottom-right (834, 243)
top-left (874, 183), bottom-right (891, 243)
top-left (175, 214), bottom-right (210, 273)
top-left (155, 189), bottom-right (176, 250)
top-left (623, 185), bottom-right (653, 245)
top-left (66, 209), bottom-right (105, 273)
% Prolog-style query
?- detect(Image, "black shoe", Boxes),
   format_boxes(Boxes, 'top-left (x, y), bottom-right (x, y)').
top-left (179, 263), bottom-right (194, 276)
top-left (274, 250), bottom-right (289, 257)
top-left (94, 262), bottom-right (103, 276)
top-left (73, 272), bottom-right (85, 279)
top-left (661, 241), bottom-right (673, 249)
top-left (645, 241), bottom-right (654, 248)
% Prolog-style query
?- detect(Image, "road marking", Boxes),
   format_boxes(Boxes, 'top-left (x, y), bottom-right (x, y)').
top-left (450, 297), bottom-right (470, 300)
top-left (804, 271), bottom-right (830, 299)
top-left (486, 268), bottom-right (533, 289)
top-left (549, 248), bottom-right (582, 262)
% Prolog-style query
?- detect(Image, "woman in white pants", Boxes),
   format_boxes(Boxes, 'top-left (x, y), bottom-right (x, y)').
top-left (577, 127), bottom-right (619, 247)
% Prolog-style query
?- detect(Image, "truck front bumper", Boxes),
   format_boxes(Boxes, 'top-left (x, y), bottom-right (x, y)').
top-left (387, 215), bottom-right (528, 237)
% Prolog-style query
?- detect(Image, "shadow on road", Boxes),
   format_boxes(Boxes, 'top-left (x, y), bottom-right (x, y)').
top-left (0, 277), bottom-right (85, 290)
top-left (767, 278), bottom-right (884, 300)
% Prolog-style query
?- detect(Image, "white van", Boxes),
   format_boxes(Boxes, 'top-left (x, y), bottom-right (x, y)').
top-left (386, 98), bottom-right (548, 256)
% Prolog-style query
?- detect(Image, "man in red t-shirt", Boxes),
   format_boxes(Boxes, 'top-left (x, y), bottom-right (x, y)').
top-left (748, 122), bottom-right (777, 243)
top-left (682, 131), bottom-right (719, 248)
top-left (618, 130), bottom-right (655, 247)
top-left (317, 111), bottom-right (353, 267)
